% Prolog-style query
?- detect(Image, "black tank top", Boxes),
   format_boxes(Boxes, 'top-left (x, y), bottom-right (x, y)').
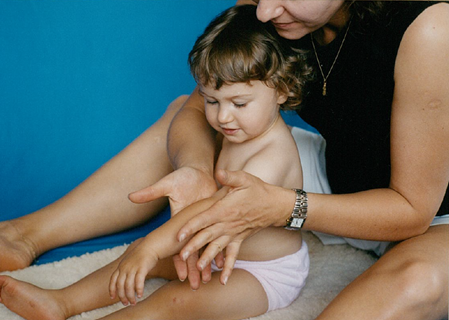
top-left (296, 2), bottom-right (448, 216)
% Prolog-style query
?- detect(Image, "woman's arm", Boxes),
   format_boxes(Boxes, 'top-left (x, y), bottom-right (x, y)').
top-left (131, 87), bottom-right (219, 216)
top-left (177, 3), bottom-right (449, 274)
top-left (129, 87), bottom-right (220, 289)
top-left (307, 3), bottom-right (449, 240)
top-left (167, 87), bottom-right (217, 179)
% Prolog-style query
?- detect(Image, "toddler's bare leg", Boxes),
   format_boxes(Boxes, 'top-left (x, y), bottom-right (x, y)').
top-left (0, 96), bottom-right (188, 272)
top-left (0, 238), bottom-right (178, 320)
top-left (99, 269), bottom-right (269, 320)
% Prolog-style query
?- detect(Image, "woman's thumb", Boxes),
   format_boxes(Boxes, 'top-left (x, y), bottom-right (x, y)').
top-left (128, 180), bottom-right (168, 203)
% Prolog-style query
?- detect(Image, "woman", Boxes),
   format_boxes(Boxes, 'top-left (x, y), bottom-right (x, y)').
top-left (173, 1), bottom-right (449, 319)
top-left (0, 1), bottom-right (448, 319)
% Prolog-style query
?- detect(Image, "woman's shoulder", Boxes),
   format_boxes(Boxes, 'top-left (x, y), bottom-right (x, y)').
top-left (399, 2), bottom-right (449, 57)
top-left (406, 2), bottom-right (449, 36)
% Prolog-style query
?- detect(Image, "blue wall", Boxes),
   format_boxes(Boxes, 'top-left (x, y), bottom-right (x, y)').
top-left (0, 0), bottom-right (311, 263)
top-left (0, 0), bottom-right (236, 262)
top-left (0, 0), bottom-right (235, 218)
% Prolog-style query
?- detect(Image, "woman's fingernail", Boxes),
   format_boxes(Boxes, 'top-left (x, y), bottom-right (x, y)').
top-left (223, 276), bottom-right (228, 285)
top-left (179, 233), bottom-right (186, 242)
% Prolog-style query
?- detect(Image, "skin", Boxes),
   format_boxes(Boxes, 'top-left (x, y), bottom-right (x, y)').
top-left (0, 80), bottom-right (303, 319)
top-left (0, 91), bottom-right (216, 289)
top-left (200, 81), bottom-right (286, 144)
top-left (175, 1), bottom-right (449, 319)
top-left (0, 1), bottom-right (448, 319)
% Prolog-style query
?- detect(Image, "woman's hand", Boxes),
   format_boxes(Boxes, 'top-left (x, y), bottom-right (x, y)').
top-left (129, 166), bottom-right (218, 216)
top-left (177, 169), bottom-right (296, 285)
top-left (128, 166), bottom-right (218, 290)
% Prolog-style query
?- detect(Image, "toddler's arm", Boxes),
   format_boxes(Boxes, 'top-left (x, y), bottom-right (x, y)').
top-left (109, 187), bottom-right (227, 305)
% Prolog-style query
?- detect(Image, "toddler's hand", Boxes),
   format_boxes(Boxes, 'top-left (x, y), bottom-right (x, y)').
top-left (109, 245), bottom-right (158, 306)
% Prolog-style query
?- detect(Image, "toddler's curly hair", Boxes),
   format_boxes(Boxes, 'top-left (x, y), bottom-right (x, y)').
top-left (188, 5), bottom-right (313, 111)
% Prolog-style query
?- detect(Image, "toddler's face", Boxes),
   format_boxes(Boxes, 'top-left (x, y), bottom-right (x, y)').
top-left (199, 80), bottom-right (287, 144)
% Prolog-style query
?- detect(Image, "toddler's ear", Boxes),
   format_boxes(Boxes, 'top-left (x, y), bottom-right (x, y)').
top-left (277, 92), bottom-right (288, 105)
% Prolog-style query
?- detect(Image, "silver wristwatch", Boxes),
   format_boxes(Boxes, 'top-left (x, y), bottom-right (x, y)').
top-left (284, 189), bottom-right (308, 230)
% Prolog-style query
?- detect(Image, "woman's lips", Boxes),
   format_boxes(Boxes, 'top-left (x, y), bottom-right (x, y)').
top-left (272, 21), bottom-right (295, 30)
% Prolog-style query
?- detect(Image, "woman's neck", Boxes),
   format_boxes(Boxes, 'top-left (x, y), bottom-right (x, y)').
top-left (315, 4), bottom-right (351, 45)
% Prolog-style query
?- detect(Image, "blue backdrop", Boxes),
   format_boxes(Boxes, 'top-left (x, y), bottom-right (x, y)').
top-left (0, 0), bottom-right (312, 264)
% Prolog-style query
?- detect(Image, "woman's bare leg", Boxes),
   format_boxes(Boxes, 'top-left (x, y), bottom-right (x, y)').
top-left (0, 96), bottom-right (189, 272)
top-left (316, 225), bottom-right (449, 320)
top-left (0, 238), bottom-right (179, 320)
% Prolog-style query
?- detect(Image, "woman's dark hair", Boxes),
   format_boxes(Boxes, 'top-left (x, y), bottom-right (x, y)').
top-left (188, 5), bottom-right (312, 110)
top-left (349, 1), bottom-right (396, 33)
top-left (350, 1), bottom-right (386, 21)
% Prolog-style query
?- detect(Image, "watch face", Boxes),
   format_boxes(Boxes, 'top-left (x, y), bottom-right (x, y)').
top-left (285, 217), bottom-right (305, 230)
top-left (291, 218), bottom-right (305, 228)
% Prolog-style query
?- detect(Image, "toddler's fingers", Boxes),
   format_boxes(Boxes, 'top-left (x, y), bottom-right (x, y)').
top-left (201, 262), bottom-right (212, 284)
top-left (116, 274), bottom-right (130, 306)
top-left (173, 254), bottom-right (188, 282)
top-left (109, 270), bottom-right (119, 299)
top-left (124, 273), bottom-right (137, 305)
top-left (214, 251), bottom-right (225, 269)
top-left (135, 270), bottom-right (147, 299)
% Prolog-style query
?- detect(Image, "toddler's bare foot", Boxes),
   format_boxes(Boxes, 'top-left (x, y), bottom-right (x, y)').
top-left (0, 275), bottom-right (66, 320)
top-left (0, 221), bottom-right (38, 271)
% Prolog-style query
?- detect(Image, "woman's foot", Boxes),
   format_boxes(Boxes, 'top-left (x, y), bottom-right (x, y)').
top-left (0, 275), bottom-right (66, 320)
top-left (0, 221), bottom-right (37, 271)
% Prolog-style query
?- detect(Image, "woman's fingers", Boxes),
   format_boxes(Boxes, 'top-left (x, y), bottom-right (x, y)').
top-left (177, 169), bottom-right (259, 244)
top-left (179, 220), bottom-right (238, 262)
top-left (177, 203), bottom-right (226, 244)
top-left (196, 236), bottom-right (230, 271)
top-left (219, 240), bottom-right (242, 285)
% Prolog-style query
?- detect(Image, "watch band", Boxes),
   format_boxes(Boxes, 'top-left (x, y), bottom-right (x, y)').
top-left (284, 188), bottom-right (308, 230)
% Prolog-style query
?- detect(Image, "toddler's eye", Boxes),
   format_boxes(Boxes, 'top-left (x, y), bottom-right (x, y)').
top-left (206, 100), bottom-right (218, 105)
top-left (234, 103), bottom-right (246, 108)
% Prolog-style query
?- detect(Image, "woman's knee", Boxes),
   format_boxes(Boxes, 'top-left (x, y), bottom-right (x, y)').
top-left (382, 255), bottom-right (448, 317)
top-left (400, 259), bottom-right (445, 301)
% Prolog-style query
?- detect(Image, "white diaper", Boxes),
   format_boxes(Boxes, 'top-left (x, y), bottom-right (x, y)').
top-left (211, 241), bottom-right (309, 312)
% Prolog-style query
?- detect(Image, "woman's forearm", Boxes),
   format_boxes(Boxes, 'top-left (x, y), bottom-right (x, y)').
top-left (167, 87), bottom-right (217, 176)
top-left (305, 188), bottom-right (432, 242)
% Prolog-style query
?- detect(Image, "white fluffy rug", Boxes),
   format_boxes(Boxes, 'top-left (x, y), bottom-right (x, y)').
top-left (0, 232), bottom-right (377, 320)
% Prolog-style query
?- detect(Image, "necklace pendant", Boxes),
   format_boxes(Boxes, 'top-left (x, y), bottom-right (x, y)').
top-left (322, 81), bottom-right (327, 96)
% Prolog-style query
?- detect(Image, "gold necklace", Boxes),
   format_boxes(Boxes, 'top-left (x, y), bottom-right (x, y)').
top-left (311, 20), bottom-right (352, 96)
